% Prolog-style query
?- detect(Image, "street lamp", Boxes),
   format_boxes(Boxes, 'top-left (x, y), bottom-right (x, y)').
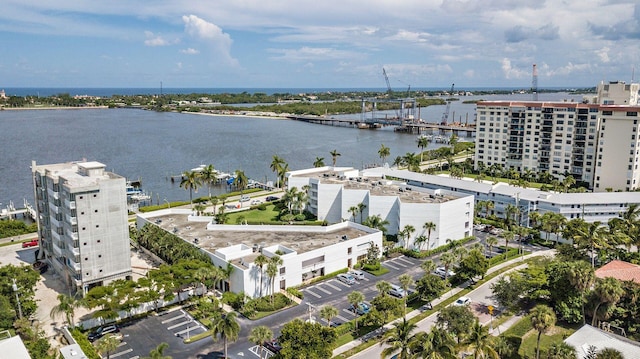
top-left (164, 199), bottom-right (170, 209)
top-left (12, 278), bottom-right (22, 319)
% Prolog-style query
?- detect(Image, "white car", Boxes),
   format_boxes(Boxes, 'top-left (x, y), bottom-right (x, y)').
top-left (239, 195), bottom-right (250, 202)
top-left (337, 273), bottom-right (356, 285)
top-left (434, 267), bottom-right (455, 278)
top-left (453, 296), bottom-right (471, 306)
top-left (348, 270), bottom-right (365, 280)
top-left (388, 284), bottom-right (406, 298)
top-left (251, 199), bottom-right (261, 205)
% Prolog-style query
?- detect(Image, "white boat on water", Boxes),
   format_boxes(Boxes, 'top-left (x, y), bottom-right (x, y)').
top-left (189, 164), bottom-right (231, 180)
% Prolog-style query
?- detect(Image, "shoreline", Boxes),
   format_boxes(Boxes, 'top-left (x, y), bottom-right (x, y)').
top-left (0, 105), bottom-right (109, 111)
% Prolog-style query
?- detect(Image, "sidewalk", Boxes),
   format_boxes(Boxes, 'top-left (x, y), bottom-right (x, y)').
top-left (0, 232), bottom-right (38, 246)
top-left (333, 249), bottom-right (554, 357)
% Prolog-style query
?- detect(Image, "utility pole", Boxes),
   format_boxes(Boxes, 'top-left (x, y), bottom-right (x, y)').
top-left (12, 279), bottom-right (22, 319)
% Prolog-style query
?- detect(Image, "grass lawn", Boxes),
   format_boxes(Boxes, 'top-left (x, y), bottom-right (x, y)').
top-left (518, 324), bottom-right (577, 358)
top-left (363, 266), bottom-right (390, 276)
top-left (226, 204), bottom-right (280, 223)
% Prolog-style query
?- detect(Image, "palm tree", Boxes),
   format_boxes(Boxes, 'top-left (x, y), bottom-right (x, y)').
top-left (421, 259), bottom-right (436, 274)
top-left (199, 164), bottom-right (217, 199)
top-left (330, 149), bottom-right (341, 167)
top-left (596, 348), bottom-right (624, 359)
top-left (379, 144), bottom-right (391, 164)
top-left (50, 293), bottom-right (83, 328)
top-left (398, 274), bottom-right (414, 315)
top-left (254, 254), bottom-right (268, 297)
top-left (347, 290), bottom-right (365, 331)
top-left (546, 342), bottom-right (577, 359)
top-left (195, 266), bottom-right (222, 297)
top-left (504, 204), bottom-right (519, 229)
top-left (400, 225), bottom-right (416, 249)
top-left (267, 255), bottom-right (283, 304)
top-left (362, 215), bottom-right (390, 234)
top-left (466, 319), bottom-right (499, 359)
top-left (423, 221), bottom-right (436, 251)
top-left (142, 342), bottom-right (172, 359)
top-left (485, 236), bottom-right (498, 257)
top-left (233, 170), bottom-right (249, 207)
top-left (591, 277), bottom-right (624, 326)
top-left (562, 175), bottom-right (576, 193)
top-left (440, 252), bottom-right (456, 281)
top-left (357, 202), bottom-right (367, 223)
top-left (417, 136), bottom-right (430, 162)
top-left (270, 155), bottom-right (285, 188)
top-left (414, 235), bottom-right (427, 251)
top-left (212, 312), bottom-right (241, 359)
top-left (380, 318), bottom-right (417, 359)
top-left (568, 261), bottom-right (595, 324)
top-left (348, 205), bottom-right (358, 221)
top-left (376, 280), bottom-right (392, 297)
top-left (180, 170), bottom-right (202, 209)
top-left (530, 304), bottom-right (557, 359)
top-left (449, 134), bottom-right (458, 155)
top-left (95, 334), bottom-right (121, 359)
top-left (409, 327), bottom-right (456, 359)
top-left (313, 157), bottom-right (325, 168)
top-left (249, 325), bottom-right (273, 359)
top-left (319, 305), bottom-right (339, 327)
top-left (573, 221), bottom-right (607, 268)
top-left (502, 230), bottom-right (515, 260)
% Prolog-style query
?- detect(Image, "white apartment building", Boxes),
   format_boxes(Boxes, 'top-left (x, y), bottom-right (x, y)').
top-left (287, 166), bottom-right (474, 250)
top-left (475, 81), bottom-right (640, 191)
top-left (136, 210), bottom-right (382, 299)
top-left (32, 161), bottom-right (132, 294)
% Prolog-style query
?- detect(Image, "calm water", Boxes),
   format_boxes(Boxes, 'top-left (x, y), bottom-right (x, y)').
top-left (0, 91), bottom-right (584, 207)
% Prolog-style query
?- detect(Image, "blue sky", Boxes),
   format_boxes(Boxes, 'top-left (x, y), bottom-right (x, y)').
top-left (1, 0), bottom-right (639, 89)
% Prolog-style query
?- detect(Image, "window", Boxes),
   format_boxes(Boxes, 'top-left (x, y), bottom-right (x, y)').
top-left (279, 267), bottom-right (286, 275)
top-left (348, 247), bottom-right (352, 255)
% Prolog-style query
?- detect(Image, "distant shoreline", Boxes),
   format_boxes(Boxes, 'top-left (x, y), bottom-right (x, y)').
top-left (0, 105), bottom-right (109, 111)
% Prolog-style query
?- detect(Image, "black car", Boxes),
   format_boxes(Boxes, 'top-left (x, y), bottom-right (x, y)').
top-left (88, 324), bottom-right (120, 342)
top-left (265, 196), bottom-right (279, 202)
top-left (264, 340), bottom-right (282, 353)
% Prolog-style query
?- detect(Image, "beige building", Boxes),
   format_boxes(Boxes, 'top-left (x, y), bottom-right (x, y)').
top-left (475, 80), bottom-right (640, 191)
top-left (32, 161), bottom-right (131, 294)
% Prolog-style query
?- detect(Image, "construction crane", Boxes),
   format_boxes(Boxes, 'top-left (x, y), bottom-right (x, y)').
top-left (382, 68), bottom-right (392, 96)
top-left (440, 83), bottom-right (455, 125)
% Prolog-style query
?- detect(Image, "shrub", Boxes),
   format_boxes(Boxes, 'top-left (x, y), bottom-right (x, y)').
top-left (286, 287), bottom-right (304, 300)
top-left (334, 321), bottom-right (355, 336)
top-left (70, 328), bottom-right (101, 359)
top-left (221, 291), bottom-right (247, 311)
top-left (295, 214), bottom-right (306, 221)
top-left (252, 294), bottom-right (292, 312)
top-left (362, 262), bottom-right (381, 271)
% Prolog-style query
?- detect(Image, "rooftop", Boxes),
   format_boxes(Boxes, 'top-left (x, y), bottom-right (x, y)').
top-left (595, 260), bottom-right (640, 284)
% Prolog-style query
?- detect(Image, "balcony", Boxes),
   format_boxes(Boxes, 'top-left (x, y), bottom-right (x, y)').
top-left (64, 199), bottom-right (76, 209)
top-left (65, 214), bottom-right (77, 225)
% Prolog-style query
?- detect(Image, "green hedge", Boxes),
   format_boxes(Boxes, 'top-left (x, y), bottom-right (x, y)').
top-left (400, 236), bottom-right (475, 259)
top-left (334, 321), bottom-right (355, 336)
top-left (70, 328), bottom-right (101, 359)
top-left (286, 287), bottom-right (304, 300)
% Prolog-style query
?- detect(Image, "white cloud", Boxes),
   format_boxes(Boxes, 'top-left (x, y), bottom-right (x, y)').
top-left (596, 47), bottom-right (610, 63)
top-left (144, 31), bottom-right (172, 46)
top-left (268, 46), bottom-right (361, 62)
top-left (180, 48), bottom-right (200, 55)
top-left (181, 14), bottom-right (237, 66)
top-left (501, 58), bottom-right (529, 80)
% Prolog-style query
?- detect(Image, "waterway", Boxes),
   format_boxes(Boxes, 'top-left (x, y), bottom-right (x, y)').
top-left (0, 91), bottom-right (584, 207)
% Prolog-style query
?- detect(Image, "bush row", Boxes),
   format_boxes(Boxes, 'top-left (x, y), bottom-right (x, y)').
top-left (399, 236), bottom-right (475, 259)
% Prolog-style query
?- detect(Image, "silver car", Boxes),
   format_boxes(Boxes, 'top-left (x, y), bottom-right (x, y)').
top-left (337, 273), bottom-right (356, 285)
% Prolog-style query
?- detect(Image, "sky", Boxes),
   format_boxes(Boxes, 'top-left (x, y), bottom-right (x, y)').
top-left (1, 0), bottom-right (639, 89)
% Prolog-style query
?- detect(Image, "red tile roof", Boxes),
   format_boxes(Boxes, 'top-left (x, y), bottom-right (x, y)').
top-left (595, 260), bottom-right (640, 284)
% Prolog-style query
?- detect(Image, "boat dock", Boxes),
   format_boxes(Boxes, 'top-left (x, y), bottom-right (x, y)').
top-left (0, 200), bottom-right (36, 221)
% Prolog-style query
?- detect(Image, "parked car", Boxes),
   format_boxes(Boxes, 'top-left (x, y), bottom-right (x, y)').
top-left (22, 239), bottom-right (39, 248)
top-left (264, 340), bottom-right (282, 353)
top-left (351, 302), bottom-right (371, 315)
top-left (265, 196), bottom-right (279, 201)
top-left (388, 284), bottom-right (406, 298)
top-left (348, 270), bottom-right (365, 280)
top-left (32, 261), bottom-right (48, 274)
top-left (251, 199), bottom-right (261, 205)
top-left (88, 324), bottom-right (120, 342)
top-left (453, 296), bottom-right (471, 306)
top-left (239, 195), bottom-right (250, 202)
top-left (337, 273), bottom-right (356, 285)
top-left (434, 266), bottom-right (455, 278)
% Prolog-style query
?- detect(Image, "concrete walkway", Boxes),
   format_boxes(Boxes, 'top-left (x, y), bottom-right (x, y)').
top-left (333, 249), bottom-right (554, 357)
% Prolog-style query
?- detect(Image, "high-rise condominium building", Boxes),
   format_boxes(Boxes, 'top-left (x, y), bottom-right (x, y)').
top-left (32, 161), bottom-right (131, 294)
top-left (475, 81), bottom-right (640, 191)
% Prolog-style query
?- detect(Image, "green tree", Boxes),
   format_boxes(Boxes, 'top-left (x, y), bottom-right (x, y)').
top-left (254, 254), bottom-right (269, 297)
top-left (198, 164), bottom-right (217, 199)
top-left (330, 149), bottom-right (341, 167)
top-left (440, 252), bottom-right (456, 281)
top-left (233, 169), bottom-right (249, 207)
top-left (436, 305), bottom-right (475, 344)
top-left (466, 319), bottom-right (499, 359)
top-left (456, 248), bottom-right (489, 281)
top-left (417, 136), bottom-right (430, 162)
top-left (415, 273), bottom-right (446, 307)
top-left (530, 304), bottom-right (557, 359)
top-left (409, 327), bottom-right (457, 359)
top-left (278, 319), bottom-right (337, 359)
top-left (380, 318), bottom-right (417, 359)
top-left (573, 221), bottom-right (608, 268)
top-left (180, 170), bottom-right (202, 209)
top-left (546, 342), bottom-right (577, 359)
top-left (49, 293), bottom-right (83, 328)
top-left (249, 325), bottom-right (273, 359)
top-left (347, 290), bottom-right (365, 331)
top-left (400, 225), bottom-right (416, 250)
top-left (423, 221), bottom-right (436, 251)
top-left (485, 236), bottom-right (498, 257)
top-left (398, 274), bottom-right (414, 315)
top-left (596, 348), bottom-right (624, 359)
top-left (319, 305), bottom-right (339, 327)
top-left (567, 261), bottom-right (595, 324)
top-left (142, 342), bottom-right (172, 359)
top-left (212, 312), bottom-right (241, 359)
top-left (348, 205), bottom-right (359, 222)
top-left (270, 155), bottom-right (285, 188)
top-left (95, 334), bottom-right (121, 359)
top-left (502, 230), bottom-right (515, 260)
top-left (357, 202), bottom-right (367, 223)
top-left (313, 157), bottom-right (325, 168)
top-left (362, 215), bottom-right (390, 234)
top-left (376, 280), bottom-right (392, 297)
top-left (379, 144), bottom-right (391, 164)
top-left (267, 255), bottom-right (283, 304)
top-left (591, 277), bottom-right (624, 326)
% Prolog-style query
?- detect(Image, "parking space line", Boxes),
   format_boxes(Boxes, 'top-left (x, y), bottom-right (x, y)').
top-left (397, 257), bottom-right (415, 266)
top-left (384, 262), bottom-right (400, 270)
top-left (342, 308), bottom-right (356, 316)
top-left (117, 342), bottom-right (127, 347)
top-left (161, 313), bottom-right (185, 324)
top-left (167, 320), bottom-right (192, 330)
top-left (304, 289), bottom-right (321, 298)
top-left (110, 349), bottom-right (133, 358)
top-left (325, 282), bottom-right (341, 291)
top-left (391, 259), bottom-right (408, 267)
top-left (129, 356), bottom-right (140, 359)
top-left (335, 280), bottom-right (351, 288)
top-left (336, 315), bottom-right (348, 322)
top-left (315, 286), bottom-right (332, 295)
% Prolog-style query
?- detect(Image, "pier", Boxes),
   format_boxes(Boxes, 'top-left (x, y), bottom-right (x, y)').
top-left (0, 200), bottom-right (36, 221)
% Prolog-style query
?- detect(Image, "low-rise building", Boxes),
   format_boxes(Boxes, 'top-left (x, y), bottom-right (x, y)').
top-left (287, 166), bottom-right (474, 250)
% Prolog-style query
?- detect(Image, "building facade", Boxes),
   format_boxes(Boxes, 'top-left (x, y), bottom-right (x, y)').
top-left (32, 161), bottom-right (132, 294)
top-left (475, 81), bottom-right (640, 191)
